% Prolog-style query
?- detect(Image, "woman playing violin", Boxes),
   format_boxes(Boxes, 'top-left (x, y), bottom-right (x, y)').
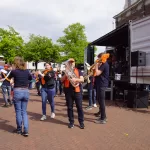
top-left (38, 62), bottom-right (56, 120)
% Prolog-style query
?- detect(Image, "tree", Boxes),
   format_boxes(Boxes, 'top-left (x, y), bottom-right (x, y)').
top-left (0, 26), bottom-right (24, 63)
top-left (57, 23), bottom-right (88, 64)
top-left (50, 44), bottom-right (60, 63)
top-left (24, 34), bottom-right (60, 69)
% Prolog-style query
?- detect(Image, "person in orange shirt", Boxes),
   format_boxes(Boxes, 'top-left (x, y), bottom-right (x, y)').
top-left (61, 58), bottom-right (85, 129)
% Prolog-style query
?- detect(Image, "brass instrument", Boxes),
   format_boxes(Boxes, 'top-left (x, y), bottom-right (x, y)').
top-left (84, 53), bottom-right (110, 82)
top-left (63, 60), bottom-right (79, 87)
top-left (84, 58), bottom-right (102, 82)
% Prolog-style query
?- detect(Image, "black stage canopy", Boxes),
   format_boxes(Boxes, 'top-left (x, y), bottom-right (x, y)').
top-left (89, 24), bottom-right (129, 47)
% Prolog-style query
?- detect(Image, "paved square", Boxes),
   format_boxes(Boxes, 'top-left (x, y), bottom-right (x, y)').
top-left (0, 90), bottom-right (150, 150)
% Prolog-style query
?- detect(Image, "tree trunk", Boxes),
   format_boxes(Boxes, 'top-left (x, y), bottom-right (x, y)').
top-left (35, 61), bottom-right (38, 70)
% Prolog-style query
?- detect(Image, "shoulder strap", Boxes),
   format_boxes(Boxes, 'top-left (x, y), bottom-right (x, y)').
top-left (0, 71), bottom-right (11, 83)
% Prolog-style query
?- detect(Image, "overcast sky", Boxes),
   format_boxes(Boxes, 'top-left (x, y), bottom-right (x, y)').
top-left (0, 0), bottom-right (125, 53)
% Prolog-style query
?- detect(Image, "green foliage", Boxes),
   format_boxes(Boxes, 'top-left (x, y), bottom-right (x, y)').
top-left (57, 23), bottom-right (88, 64)
top-left (25, 34), bottom-right (57, 62)
top-left (0, 22), bottom-right (90, 66)
top-left (94, 46), bottom-right (97, 52)
top-left (0, 26), bottom-right (24, 63)
top-left (24, 34), bottom-right (60, 69)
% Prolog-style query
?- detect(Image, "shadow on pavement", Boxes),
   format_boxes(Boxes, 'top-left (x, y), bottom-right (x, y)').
top-left (27, 111), bottom-right (69, 127)
top-left (0, 118), bottom-right (16, 133)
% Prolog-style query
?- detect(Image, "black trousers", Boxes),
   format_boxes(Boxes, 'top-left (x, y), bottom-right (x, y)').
top-left (96, 86), bottom-right (106, 120)
top-left (64, 88), bottom-right (84, 124)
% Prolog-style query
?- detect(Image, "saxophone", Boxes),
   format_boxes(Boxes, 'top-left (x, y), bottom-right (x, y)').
top-left (63, 60), bottom-right (79, 87)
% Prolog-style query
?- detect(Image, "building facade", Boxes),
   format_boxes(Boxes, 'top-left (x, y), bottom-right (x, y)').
top-left (124, 0), bottom-right (139, 9)
top-left (26, 61), bottom-right (46, 70)
top-left (114, 0), bottom-right (150, 27)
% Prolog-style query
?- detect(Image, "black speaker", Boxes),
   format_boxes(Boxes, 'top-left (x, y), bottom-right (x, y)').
top-left (87, 46), bottom-right (94, 65)
top-left (127, 90), bottom-right (149, 108)
top-left (131, 51), bottom-right (146, 66)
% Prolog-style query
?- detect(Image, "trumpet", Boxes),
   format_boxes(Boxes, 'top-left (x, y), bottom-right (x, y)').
top-left (84, 53), bottom-right (110, 81)
top-left (84, 58), bottom-right (102, 81)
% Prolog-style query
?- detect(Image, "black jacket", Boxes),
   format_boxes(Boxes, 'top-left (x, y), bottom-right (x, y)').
top-left (44, 70), bottom-right (55, 89)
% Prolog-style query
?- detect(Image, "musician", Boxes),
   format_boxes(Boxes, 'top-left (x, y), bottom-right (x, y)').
top-left (61, 58), bottom-right (84, 129)
top-left (94, 53), bottom-right (109, 124)
top-left (85, 75), bottom-right (97, 110)
top-left (0, 64), bottom-right (12, 107)
top-left (38, 62), bottom-right (56, 120)
top-left (35, 70), bottom-right (41, 96)
top-left (57, 70), bottom-right (63, 95)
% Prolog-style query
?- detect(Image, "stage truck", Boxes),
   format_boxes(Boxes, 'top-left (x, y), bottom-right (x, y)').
top-left (84, 15), bottom-right (150, 107)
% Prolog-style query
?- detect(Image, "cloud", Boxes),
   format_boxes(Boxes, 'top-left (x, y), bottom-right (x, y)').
top-left (0, 0), bottom-right (124, 44)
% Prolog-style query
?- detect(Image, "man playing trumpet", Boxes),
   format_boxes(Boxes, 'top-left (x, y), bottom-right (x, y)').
top-left (94, 53), bottom-right (110, 124)
top-left (61, 58), bottom-right (85, 129)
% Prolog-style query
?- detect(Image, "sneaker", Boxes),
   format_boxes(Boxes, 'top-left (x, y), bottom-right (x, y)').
top-left (2, 103), bottom-right (9, 108)
top-left (94, 111), bottom-right (101, 117)
top-left (104, 118), bottom-right (108, 122)
top-left (47, 100), bottom-right (49, 104)
top-left (22, 132), bottom-right (29, 137)
top-left (96, 117), bottom-right (108, 122)
top-left (93, 104), bottom-right (97, 107)
top-left (68, 123), bottom-right (74, 129)
top-left (95, 119), bottom-right (106, 124)
top-left (85, 106), bottom-right (92, 110)
top-left (51, 113), bottom-right (55, 118)
top-left (40, 115), bottom-right (47, 121)
top-left (13, 129), bottom-right (22, 135)
top-left (79, 123), bottom-right (85, 129)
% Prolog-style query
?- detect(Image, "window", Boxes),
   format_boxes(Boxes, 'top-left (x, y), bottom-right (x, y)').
top-left (32, 63), bottom-right (35, 66)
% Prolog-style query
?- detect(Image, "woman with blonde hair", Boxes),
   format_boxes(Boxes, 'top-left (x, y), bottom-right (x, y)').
top-left (9, 56), bottom-right (32, 137)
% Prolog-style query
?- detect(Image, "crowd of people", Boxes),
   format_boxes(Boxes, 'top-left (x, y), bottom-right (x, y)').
top-left (0, 53), bottom-right (109, 137)
top-left (27, 69), bottom-right (63, 97)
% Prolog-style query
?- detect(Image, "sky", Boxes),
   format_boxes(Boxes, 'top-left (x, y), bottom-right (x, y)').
top-left (0, 0), bottom-right (125, 54)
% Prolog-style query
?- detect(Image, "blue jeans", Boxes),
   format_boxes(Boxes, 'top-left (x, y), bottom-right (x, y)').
top-left (88, 88), bottom-right (96, 106)
top-left (13, 88), bottom-right (29, 132)
top-left (41, 87), bottom-right (55, 115)
top-left (1, 85), bottom-right (11, 104)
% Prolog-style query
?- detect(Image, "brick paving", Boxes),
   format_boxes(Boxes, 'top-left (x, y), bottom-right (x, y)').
top-left (0, 90), bottom-right (150, 150)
